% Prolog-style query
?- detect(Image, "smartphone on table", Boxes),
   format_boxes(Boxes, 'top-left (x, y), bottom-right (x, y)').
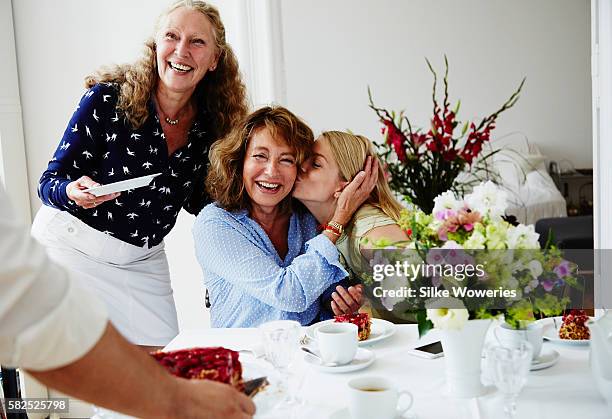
top-left (406, 341), bottom-right (444, 359)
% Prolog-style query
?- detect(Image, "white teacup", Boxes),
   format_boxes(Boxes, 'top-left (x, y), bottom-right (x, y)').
top-left (315, 323), bottom-right (358, 365)
top-left (495, 322), bottom-right (543, 360)
top-left (348, 376), bottom-right (414, 419)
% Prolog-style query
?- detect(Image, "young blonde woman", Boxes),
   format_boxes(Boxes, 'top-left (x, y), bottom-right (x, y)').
top-left (293, 131), bottom-right (410, 319)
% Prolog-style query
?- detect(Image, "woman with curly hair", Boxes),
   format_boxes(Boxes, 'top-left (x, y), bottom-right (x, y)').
top-left (31, 0), bottom-right (247, 347)
top-left (194, 107), bottom-right (376, 327)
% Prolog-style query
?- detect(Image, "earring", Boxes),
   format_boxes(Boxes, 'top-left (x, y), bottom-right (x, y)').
top-left (334, 192), bottom-right (341, 199)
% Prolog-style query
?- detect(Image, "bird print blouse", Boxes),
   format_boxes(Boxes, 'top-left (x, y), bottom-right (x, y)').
top-left (38, 83), bottom-right (213, 248)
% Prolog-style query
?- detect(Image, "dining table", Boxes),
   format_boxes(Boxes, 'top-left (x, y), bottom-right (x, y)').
top-left (164, 321), bottom-right (611, 419)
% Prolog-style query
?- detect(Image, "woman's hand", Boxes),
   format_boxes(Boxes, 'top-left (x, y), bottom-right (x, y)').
top-left (66, 176), bottom-right (119, 209)
top-left (332, 156), bottom-right (379, 225)
top-left (331, 285), bottom-right (365, 316)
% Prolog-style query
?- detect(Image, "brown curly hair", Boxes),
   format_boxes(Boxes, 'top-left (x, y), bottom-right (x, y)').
top-left (207, 106), bottom-right (314, 212)
top-left (85, 0), bottom-right (247, 139)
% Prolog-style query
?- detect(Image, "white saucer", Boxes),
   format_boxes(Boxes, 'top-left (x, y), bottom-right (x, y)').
top-left (329, 407), bottom-right (416, 419)
top-left (530, 348), bottom-right (560, 371)
top-left (304, 348), bottom-right (375, 373)
top-left (306, 319), bottom-right (396, 346)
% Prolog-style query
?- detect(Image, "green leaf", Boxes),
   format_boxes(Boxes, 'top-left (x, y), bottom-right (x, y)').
top-left (453, 100), bottom-right (461, 115)
top-left (416, 310), bottom-right (433, 338)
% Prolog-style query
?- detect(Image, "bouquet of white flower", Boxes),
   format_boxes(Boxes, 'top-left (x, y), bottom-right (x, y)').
top-left (365, 181), bottom-right (579, 336)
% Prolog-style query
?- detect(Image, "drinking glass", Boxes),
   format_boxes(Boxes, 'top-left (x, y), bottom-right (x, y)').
top-left (259, 320), bottom-right (302, 408)
top-left (488, 341), bottom-right (533, 418)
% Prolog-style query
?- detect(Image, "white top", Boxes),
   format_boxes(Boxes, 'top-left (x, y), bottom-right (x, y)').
top-left (0, 183), bottom-right (108, 370)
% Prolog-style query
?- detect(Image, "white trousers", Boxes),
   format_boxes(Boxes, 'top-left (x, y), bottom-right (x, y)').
top-left (31, 205), bottom-right (178, 346)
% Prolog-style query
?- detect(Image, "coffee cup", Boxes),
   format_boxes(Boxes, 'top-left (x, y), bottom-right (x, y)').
top-left (348, 376), bottom-right (413, 419)
top-left (315, 323), bottom-right (358, 365)
top-left (495, 321), bottom-right (543, 360)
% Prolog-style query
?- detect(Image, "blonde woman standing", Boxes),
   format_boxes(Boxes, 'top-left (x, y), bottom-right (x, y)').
top-left (32, 0), bottom-right (247, 346)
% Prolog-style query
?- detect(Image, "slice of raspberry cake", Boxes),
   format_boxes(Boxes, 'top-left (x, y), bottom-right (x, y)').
top-left (151, 347), bottom-right (243, 388)
top-left (334, 312), bottom-right (371, 341)
top-left (558, 310), bottom-right (590, 340)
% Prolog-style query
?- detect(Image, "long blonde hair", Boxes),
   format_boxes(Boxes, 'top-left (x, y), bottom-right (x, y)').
top-left (85, 0), bottom-right (247, 138)
top-left (321, 131), bottom-right (403, 221)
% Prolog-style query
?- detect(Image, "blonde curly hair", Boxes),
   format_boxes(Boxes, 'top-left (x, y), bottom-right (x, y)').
top-left (207, 106), bottom-right (314, 212)
top-left (85, 0), bottom-right (247, 138)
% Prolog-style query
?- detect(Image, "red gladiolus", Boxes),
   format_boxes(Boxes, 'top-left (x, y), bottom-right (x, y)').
top-left (368, 60), bottom-right (524, 212)
top-left (383, 120), bottom-right (407, 162)
top-left (443, 149), bottom-right (458, 162)
top-left (411, 133), bottom-right (427, 147)
top-left (443, 111), bottom-right (456, 135)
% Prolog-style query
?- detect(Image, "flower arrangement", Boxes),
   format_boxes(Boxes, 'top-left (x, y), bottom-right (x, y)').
top-left (368, 57), bottom-right (525, 213)
top-left (364, 181), bottom-right (579, 336)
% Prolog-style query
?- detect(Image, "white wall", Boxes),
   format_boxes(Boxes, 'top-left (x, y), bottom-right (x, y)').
top-left (0, 0), bottom-right (30, 222)
top-left (280, 0), bottom-right (593, 168)
top-left (592, 0), bottom-right (612, 310)
top-left (11, 0), bottom-right (249, 330)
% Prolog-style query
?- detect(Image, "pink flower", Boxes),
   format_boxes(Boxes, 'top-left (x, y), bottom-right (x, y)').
top-left (553, 260), bottom-right (571, 278)
top-left (542, 279), bottom-right (555, 292)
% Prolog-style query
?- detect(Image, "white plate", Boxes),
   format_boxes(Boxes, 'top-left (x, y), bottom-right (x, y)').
top-left (531, 348), bottom-right (560, 371)
top-left (304, 348), bottom-right (375, 373)
top-left (306, 318), bottom-right (396, 346)
top-left (537, 316), bottom-right (590, 346)
top-left (84, 173), bottom-right (162, 196)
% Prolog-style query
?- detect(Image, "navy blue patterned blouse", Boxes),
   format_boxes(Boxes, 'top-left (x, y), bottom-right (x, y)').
top-left (38, 83), bottom-right (213, 247)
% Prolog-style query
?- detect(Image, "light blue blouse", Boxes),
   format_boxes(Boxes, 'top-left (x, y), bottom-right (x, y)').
top-left (193, 203), bottom-right (348, 328)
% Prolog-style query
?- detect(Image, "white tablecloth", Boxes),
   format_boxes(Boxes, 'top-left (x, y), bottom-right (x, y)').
top-left (164, 324), bottom-right (611, 419)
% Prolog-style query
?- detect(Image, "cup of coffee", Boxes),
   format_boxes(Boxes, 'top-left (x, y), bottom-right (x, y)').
top-left (347, 376), bottom-right (413, 419)
top-left (495, 321), bottom-right (543, 360)
top-left (315, 323), bottom-right (358, 365)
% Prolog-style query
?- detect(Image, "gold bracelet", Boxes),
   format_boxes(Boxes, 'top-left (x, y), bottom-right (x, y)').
top-left (324, 226), bottom-right (341, 236)
top-left (327, 220), bottom-right (344, 235)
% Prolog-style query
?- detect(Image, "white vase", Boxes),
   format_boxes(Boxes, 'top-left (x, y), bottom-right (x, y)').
top-left (439, 319), bottom-right (492, 398)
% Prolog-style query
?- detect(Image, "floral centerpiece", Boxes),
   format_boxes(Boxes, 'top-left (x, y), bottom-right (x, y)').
top-left (362, 181), bottom-right (579, 397)
top-left (368, 57), bottom-right (525, 213)
top-left (383, 181), bottom-right (578, 335)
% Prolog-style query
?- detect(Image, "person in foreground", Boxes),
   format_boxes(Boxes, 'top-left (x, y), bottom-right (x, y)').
top-left (0, 183), bottom-right (254, 419)
top-left (194, 107), bottom-right (376, 327)
top-left (32, 0), bottom-right (247, 346)
top-left (293, 131), bottom-right (409, 316)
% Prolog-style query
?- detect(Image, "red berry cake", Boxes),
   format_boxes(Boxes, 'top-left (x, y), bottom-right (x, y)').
top-left (151, 347), bottom-right (243, 388)
top-left (334, 312), bottom-right (372, 341)
top-left (558, 310), bottom-right (590, 340)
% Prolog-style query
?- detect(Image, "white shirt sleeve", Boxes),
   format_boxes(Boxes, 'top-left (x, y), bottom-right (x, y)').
top-left (0, 185), bottom-right (108, 370)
